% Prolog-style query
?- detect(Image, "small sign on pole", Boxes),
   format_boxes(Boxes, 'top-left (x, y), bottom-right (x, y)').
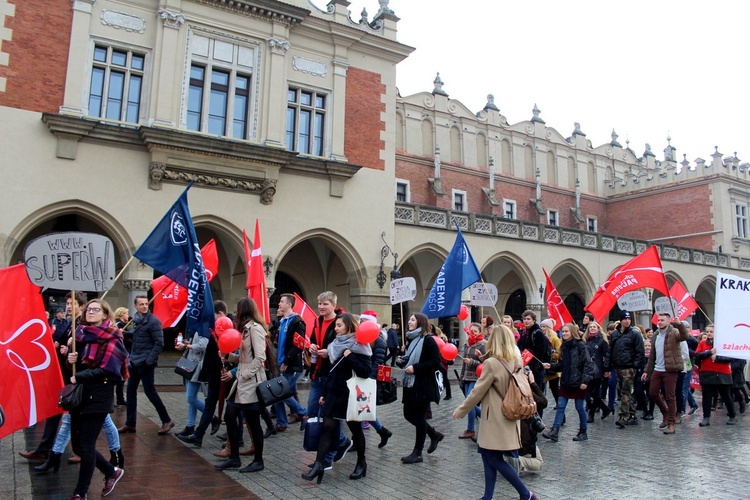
top-left (390, 277), bottom-right (417, 305)
top-left (654, 296), bottom-right (678, 315)
top-left (617, 290), bottom-right (649, 311)
top-left (23, 232), bottom-right (116, 292)
top-left (469, 282), bottom-right (498, 307)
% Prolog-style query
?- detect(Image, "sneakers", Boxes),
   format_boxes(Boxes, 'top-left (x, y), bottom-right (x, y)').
top-left (699, 417), bottom-right (710, 427)
top-left (307, 461), bottom-right (333, 470)
top-left (615, 418), bottom-right (627, 429)
top-left (362, 421), bottom-right (371, 429)
top-left (626, 417), bottom-right (639, 425)
top-left (688, 406), bottom-right (699, 416)
top-left (727, 417), bottom-right (738, 425)
top-left (102, 467), bottom-right (124, 497)
top-left (333, 438), bottom-right (353, 463)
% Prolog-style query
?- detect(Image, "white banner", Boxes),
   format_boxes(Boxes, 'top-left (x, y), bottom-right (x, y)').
top-left (390, 277), bottom-right (417, 305)
top-left (24, 232), bottom-right (115, 292)
top-left (715, 271), bottom-right (750, 360)
top-left (469, 282), bottom-right (498, 306)
top-left (617, 290), bottom-right (649, 311)
top-left (654, 296), bottom-right (678, 315)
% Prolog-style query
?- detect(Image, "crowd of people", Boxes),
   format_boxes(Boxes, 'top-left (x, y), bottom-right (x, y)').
top-left (18, 291), bottom-right (750, 500)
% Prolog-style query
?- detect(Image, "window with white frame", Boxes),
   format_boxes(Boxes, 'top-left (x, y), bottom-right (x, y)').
top-left (503, 199), bottom-right (516, 219)
top-left (286, 88), bottom-right (327, 156)
top-left (547, 210), bottom-right (558, 226)
top-left (186, 34), bottom-right (256, 139)
top-left (88, 44), bottom-right (145, 123)
top-left (736, 204), bottom-right (748, 239)
top-left (453, 189), bottom-right (467, 212)
top-left (395, 180), bottom-right (410, 202)
top-left (587, 217), bottom-right (598, 232)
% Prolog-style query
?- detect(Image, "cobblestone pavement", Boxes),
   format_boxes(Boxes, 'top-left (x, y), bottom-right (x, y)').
top-left (3, 364), bottom-right (749, 499)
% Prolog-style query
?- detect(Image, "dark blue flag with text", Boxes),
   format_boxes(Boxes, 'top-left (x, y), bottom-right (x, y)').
top-left (421, 227), bottom-right (481, 319)
top-left (133, 184), bottom-right (214, 338)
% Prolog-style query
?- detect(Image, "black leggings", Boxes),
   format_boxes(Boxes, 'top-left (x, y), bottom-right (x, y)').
top-left (403, 400), bottom-right (437, 453)
top-left (701, 383), bottom-right (735, 418)
top-left (316, 417), bottom-right (365, 464)
top-left (225, 404), bottom-right (263, 461)
top-left (587, 378), bottom-right (609, 413)
top-left (71, 411), bottom-right (115, 496)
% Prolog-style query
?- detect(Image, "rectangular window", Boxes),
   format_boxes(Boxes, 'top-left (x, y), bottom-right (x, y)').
top-left (396, 180), bottom-right (409, 202)
top-left (587, 217), bottom-right (598, 232)
top-left (547, 210), bottom-right (558, 226)
top-left (453, 190), bottom-right (467, 212)
top-left (186, 34), bottom-right (256, 139)
top-left (736, 205), bottom-right (748, 238)
top-left (286, 88), bottom-right (326, 156)
top-left (88, 45), bottom-right (144, 123)
top-left (503, 199), bottom-right (516, 219)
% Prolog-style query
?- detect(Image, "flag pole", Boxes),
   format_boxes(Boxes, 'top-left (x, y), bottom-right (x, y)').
top-left (71, 288), bottom-right (76, 376)
top-left (100, 255), bottom-right (136, 300)
top-left (400, 302), bottom-right (405, 346)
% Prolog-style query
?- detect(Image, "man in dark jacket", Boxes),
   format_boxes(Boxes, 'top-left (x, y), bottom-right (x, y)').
top-left (608, 310), bottom-right (645, 428)
top-left (118, 295), bottom-right (173, 435)
top-left (273, 293), bottom-right (308, 431)
top-left (384, 324), bottom-right (400, 366)
top-left (519, 310), bottom-right (551, 390)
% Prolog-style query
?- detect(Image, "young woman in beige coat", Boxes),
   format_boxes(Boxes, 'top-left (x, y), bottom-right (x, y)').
top-left (453, 325), bottom-right (538, 500)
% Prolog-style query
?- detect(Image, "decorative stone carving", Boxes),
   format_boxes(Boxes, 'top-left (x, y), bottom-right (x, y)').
top-left (158, 9), bottom-right (185, 29)
top-left (268, 37), bottom-right (291, 55)
top-left (149, 163), bottom-right (166, 190)
top-left (123, 279), bottom-right (151, 291)
top-left (101, 9), bottom-right (146, 34)
top-left (292, 56), bottom-right (326, 77)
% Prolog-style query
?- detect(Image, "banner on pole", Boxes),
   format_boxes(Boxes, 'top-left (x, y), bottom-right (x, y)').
top-left (617, 291), bottom-right (649, 311)
top-left (714, 271), bottom-right (750, 360)
top-left (390, 277), bottom-right (417, 305)
top-left (469, 282), bottom-right (498, 307)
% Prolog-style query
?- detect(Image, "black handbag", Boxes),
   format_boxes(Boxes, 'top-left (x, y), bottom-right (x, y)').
top-left (376, 379), bottom-right (398, 405)
top-left (256, 376), bottom-right (292, 406)
top-left (58, 384), bottom-right (83, 411)
top-left (174, 353), bottom-right (199, 379)
top-left (303, 408), bottom-right (324, 452)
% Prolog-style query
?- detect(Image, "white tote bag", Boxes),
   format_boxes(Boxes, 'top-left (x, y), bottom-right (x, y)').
top-left (346, 376), bottom-right (377, 422)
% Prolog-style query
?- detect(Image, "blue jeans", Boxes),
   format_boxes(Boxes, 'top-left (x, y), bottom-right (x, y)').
top-left (126, 362), bottom-right (171, 426)
top-left (478, 447), bottom-right (530, 500)
top-left (463, 381), bottom-right (481, 431)
top-left (553, 396), bottom-right (587, 431)
top-left (308, 377), bottom-right (345, 464)
top-left (185, 380), bottom-right (206, 427)
top-left (607, 370), bottom-right (618, 409)
top-left (681, 371), bottom-right (698, 412)
top-left (53, 413), bottom-right (120, 454)
top-left (274, 371), bottom-right (307, 428)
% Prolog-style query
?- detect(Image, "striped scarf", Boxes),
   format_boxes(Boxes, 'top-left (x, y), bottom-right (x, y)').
top-left (76, 320), bottom-right (130, 379)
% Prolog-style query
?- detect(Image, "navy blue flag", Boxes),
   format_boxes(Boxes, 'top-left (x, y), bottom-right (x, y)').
top-left (133, 184), bottom-right (215, 338)
top-left (421, 227), bottom-right (482, 319)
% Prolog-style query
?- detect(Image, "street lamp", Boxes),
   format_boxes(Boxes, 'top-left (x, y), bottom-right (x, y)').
top-left (377, 232), bottom-right (399, 289)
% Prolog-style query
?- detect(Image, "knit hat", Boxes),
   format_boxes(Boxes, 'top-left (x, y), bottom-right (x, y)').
top-left (540, 318), bottom-right (556, 329)
top-left (619, 310), bottom-right (631, 321)
top-left (360, 310), bottom-right (378, 323)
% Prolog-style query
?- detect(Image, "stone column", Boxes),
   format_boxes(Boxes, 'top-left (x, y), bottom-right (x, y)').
top-left (123, 278), bottom-right (152, 316)
top-left (151, 8), bottom-right (186, 126)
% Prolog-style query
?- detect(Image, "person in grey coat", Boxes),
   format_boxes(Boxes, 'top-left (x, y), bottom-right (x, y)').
top-left (118, 295), bottom-right (174, 435)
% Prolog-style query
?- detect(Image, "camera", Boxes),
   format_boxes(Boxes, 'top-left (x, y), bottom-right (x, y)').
top-left (528, 413), bottom-right (546, 433)
top-left (395, 355), bottom-right (410, 368)
top-left (523, 366), bottom-right (531, 375)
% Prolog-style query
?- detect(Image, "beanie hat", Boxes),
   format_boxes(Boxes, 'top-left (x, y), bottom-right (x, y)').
top-left (540, 318), bottom-right (556, 330)
top-left (360, 310), bottom-right (378, 323)
top-left (619, 310), bottom-right (631, 321)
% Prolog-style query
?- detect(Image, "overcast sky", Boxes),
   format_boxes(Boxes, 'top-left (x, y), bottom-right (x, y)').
top-left (339, 0), bottom-right (749, 164)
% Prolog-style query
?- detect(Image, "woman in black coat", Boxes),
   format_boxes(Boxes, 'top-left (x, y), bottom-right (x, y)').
top-left (584, 321), bottom-right (612, 421)
top-left (398, 313), bottom-right (443, 464)
top-left (303, 313), bottom-right (371, 484)
top-left (542, 323), bottom-right (594, 443)
top-left (66, 299), bottom-right (128, 499)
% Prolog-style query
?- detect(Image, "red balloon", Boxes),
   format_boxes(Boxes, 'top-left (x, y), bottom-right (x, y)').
top-left (457, 304), bottom-right (470, 321)
top-left (215, 316), bottom-right (233, 334)
top-left (218, 328), bottom-right (242, 353)
top-left (475, 362), bottom-right (484, 378)
top-left (441, 342), bottom-right (459, 361)
top-left (356, 320), bottom-right (380, 344)
top-left (433, 336), bottom-right (446, 350)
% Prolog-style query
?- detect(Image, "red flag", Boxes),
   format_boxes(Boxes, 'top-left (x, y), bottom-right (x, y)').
top-left (650, 280), bottom-right (700, 324)
top-left (0, 264), bottom-right (64, 440)
top-left (521, 349), bottom-right (534, 366)
top-left (543, 268), bottom-right (574, 329)
top-left (585, 246), bottom-right (670, 324)
top-left (292, 292), bottom-right (317, 340)
top-left (152, 239), bottom-right (219, 328)
top-left (246, 221), bottom-right (270, 325)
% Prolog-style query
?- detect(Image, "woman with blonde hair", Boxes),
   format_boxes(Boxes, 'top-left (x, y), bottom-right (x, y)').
top-left (501, 315), bottom-right (520, 342)
top-left (453, 325), bottom-right (537, 500)
top-left (542, 323), bottom-right (594, 442)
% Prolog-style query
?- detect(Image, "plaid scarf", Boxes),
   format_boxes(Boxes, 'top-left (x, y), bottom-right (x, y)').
top-left (76, 320), bottom-right (130, 379)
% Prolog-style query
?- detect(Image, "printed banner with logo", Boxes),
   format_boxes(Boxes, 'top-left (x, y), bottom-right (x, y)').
top-left (714, 271), bottom-right (750, 360)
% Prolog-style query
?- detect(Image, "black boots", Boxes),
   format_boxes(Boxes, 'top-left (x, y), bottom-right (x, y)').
top-left (176, 426), bottom-right (195, 437)
top-left (109, 449), bottom-right (125, 468)
top-left (376, 427), bottom-right (392, 448)
top-left (426, 431), bottom-right (444, 454)
top-left (302, 461), bottom-right (325, 484)
top-left (34, 452), bottom-right (61, 473)
top-left (542, 426), bottom-right (559, 442)
top-left (572, 429), bottom-right (588, 441)
top-left (401, 450), bottom-right (423, 464)
top-left (349, 459), bottom-right (367, 480)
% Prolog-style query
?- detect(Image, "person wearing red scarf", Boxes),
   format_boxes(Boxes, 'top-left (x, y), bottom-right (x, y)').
top-left (457, 323), bottom-right (487, 439)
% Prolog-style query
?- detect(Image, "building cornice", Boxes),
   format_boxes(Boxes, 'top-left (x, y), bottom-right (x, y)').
top-left (185, 0), bottom-right (310, 26)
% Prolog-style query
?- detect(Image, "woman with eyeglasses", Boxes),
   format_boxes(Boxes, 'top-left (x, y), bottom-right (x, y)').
top-left (584, 322), bottom-right (612, 421)
top-left (66, 299), bottom-right (129, 499)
